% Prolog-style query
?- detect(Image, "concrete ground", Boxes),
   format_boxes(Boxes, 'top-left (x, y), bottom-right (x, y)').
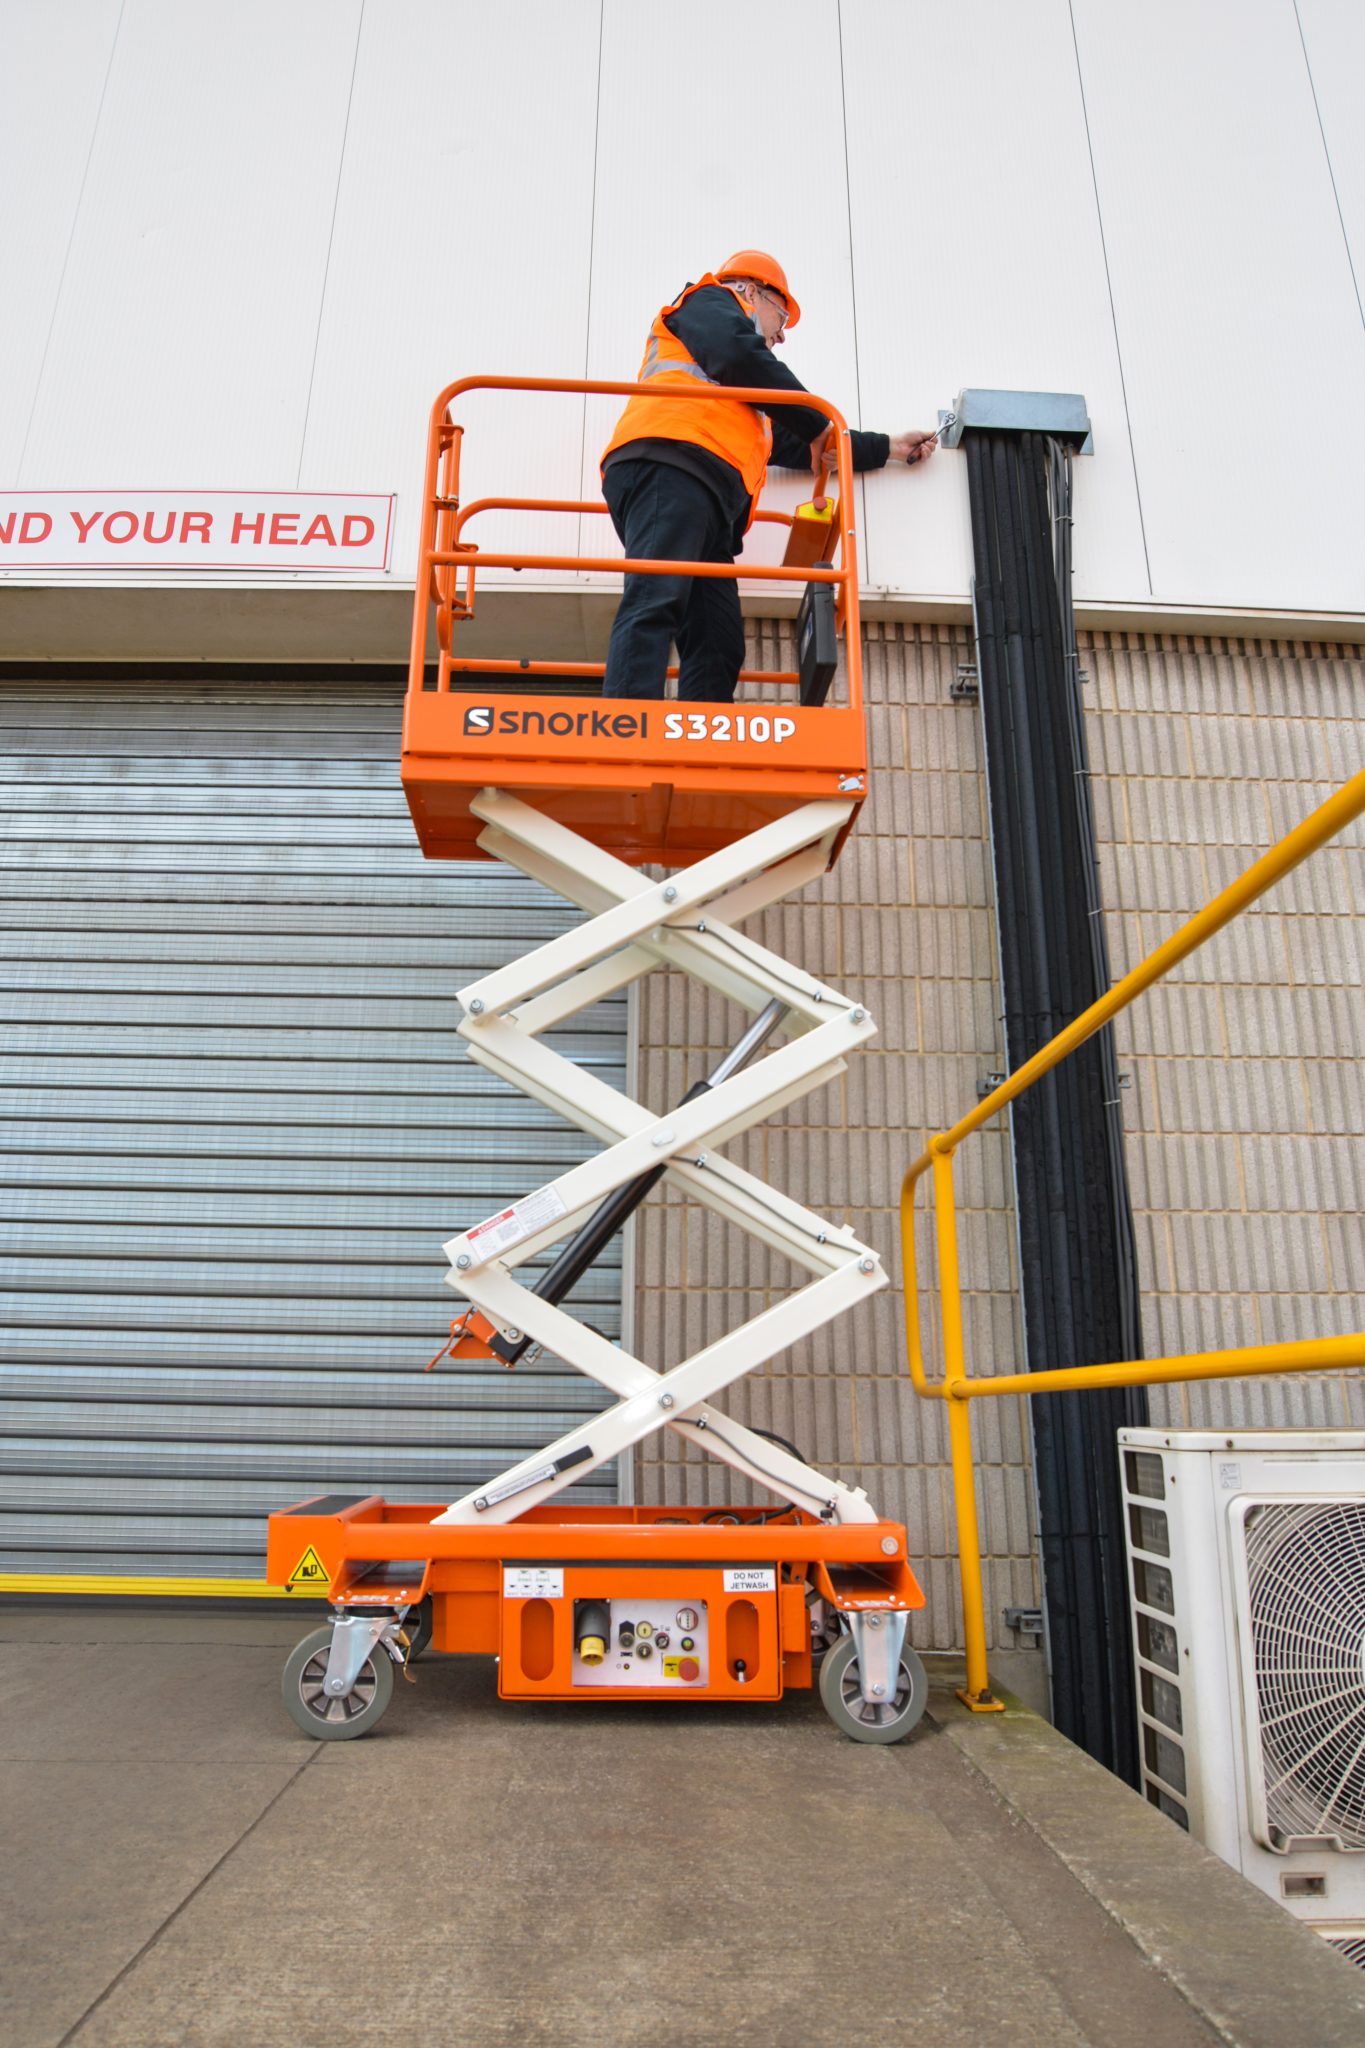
top-left (2, 1603), bottom-right (1363, 2048)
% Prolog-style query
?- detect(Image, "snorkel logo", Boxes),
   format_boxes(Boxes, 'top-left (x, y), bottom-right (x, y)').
top-left (462, 706), bottom-right (651, 740)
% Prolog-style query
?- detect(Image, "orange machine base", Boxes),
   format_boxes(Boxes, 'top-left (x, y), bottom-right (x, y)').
top-left (268, 1499), bottom-right (923, 1705)
top-left (400, 691), bottom-right (866, 867)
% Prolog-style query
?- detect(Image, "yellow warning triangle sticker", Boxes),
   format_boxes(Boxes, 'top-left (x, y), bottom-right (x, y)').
top-left (288, 1545), bottom-right (329, 1588)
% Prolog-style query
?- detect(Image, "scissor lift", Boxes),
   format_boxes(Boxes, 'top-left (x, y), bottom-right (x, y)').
top-left (268, 376), bottom-right (928, 1743)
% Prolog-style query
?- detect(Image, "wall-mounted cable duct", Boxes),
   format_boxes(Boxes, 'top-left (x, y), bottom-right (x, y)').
top-left (966, 427), bottom-right (1146, 1785)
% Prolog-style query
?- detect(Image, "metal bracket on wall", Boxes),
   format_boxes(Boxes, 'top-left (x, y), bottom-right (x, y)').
top-left (938, 389), bottom-right (1093, 454)
top-left (951, 665), bottom-right (979, 701)
top-left (1003, 1607), bottom-right (1045, 1640)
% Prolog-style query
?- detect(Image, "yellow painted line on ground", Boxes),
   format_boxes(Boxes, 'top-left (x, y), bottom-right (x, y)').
top-left (0, 1574), bottom-right (297, 1599)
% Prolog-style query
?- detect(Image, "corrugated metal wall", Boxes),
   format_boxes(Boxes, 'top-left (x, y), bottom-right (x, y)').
top-left (0, 678), bottom-right (624, 1579)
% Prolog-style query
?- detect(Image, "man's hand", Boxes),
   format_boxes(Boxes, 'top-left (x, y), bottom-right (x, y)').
top-left (808, 424), bottom-right (940, 488)
top-left (808, 425), bottom-right (839, 507)
top-left (811, 425), bottom-right (838, 478)
top-left (889, 429), bottom-right (938, 465)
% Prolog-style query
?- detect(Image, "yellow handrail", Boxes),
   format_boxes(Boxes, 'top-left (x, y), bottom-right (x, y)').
top-left (900, 765), bottom-right (1365, 1708)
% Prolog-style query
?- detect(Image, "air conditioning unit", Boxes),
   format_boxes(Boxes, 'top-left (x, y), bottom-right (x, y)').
top-left (1119, 1427), bottom-right (1365, 1962)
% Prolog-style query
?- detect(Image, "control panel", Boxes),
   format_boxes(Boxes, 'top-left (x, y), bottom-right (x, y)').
top-left (572, 1598), bottom-right (709, 1689)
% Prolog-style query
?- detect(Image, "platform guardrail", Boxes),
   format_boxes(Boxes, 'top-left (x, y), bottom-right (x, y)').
top-left (408, 373), bottom-right (861, 700)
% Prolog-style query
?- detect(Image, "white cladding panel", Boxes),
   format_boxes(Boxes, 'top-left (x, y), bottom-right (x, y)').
top-left (298, 0), bottom-right (600, 586)
top-left (1070, 0), bottom-right (1365, 611)
top-left (4, 0), bottom-right (1364, 615)
top-left (842, 0), bottom-right (1149, 605)
top-left (0, 0), bottom-right (122, 483)
top-left (579, 0), bottom-right (868, 591)
top-left (17, 0), bottom-right (361, 488)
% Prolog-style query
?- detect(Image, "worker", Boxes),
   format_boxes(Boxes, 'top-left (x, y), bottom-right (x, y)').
top-left (600, 250), bottom-right (936, 702)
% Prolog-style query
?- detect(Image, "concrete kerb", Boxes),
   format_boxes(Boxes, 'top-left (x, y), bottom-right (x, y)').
top-left (922, 1671), bottom-right (1365, 2048)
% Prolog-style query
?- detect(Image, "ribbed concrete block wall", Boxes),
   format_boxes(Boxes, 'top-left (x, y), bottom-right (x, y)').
top-left (633, 623), bottom-right (1363, 1654)
top-left (633, 623), bottom-right (1037, 1654)
top-left (1088, 634), bottom-right (1365, 1431)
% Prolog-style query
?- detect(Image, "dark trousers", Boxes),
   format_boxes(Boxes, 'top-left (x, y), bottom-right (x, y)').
top-left (601, 459), bottom-right (745, 702)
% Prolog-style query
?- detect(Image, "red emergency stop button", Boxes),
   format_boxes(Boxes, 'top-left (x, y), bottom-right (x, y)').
top-left (678, 1657), bottom-right (701, 1682)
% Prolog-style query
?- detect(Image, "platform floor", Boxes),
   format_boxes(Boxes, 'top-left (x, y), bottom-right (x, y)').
top-left (2, 1603), bottom-right (1362, 2048)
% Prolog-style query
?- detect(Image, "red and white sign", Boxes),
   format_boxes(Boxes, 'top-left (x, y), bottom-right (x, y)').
top-left (0, 492), bottom-right (394, 571)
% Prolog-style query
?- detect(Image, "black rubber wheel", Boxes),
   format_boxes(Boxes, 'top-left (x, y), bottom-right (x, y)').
top-left (818, 1631), bottom-right (928, 1744)
top-left (402, 1596), bottom-right (433, 1660)
top-left (281, 1624), bottom-right (395, 1741)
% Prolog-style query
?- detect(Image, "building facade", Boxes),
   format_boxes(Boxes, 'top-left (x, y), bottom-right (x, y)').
top-left (2, 1), bottom-right (1362, 1712)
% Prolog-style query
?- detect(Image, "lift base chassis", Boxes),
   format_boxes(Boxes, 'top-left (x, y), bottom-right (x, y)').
top-left (270, 1498), bottom-right (926, 1734)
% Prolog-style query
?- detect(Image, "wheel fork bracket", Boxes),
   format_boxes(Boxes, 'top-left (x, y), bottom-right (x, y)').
top-left (849, 1609), bottom-right (909, 1706)
top-left (322, 1612), bottom-right (407, 1697)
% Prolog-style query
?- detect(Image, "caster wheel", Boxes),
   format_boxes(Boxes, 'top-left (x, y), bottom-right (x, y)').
top-left (402, 1596), bottom-right (433, 1660)
top-left (281, 1624), bottom-right (394, 1741)
top-left (818, 1632), bottom-right (928, 1744)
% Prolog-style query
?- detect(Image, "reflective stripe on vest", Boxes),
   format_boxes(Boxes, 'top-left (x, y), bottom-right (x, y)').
top-left (639, 335), bottom-right (714, 385)
top-left (600, 275), bottom-right (772, 520)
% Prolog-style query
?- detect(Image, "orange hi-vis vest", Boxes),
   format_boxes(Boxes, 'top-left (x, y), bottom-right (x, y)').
top-left (601, 276), bottom-right (773, 526)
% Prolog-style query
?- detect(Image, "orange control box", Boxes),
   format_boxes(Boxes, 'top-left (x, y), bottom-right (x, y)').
top-left (498, 1563), bottom-right (801, 1701)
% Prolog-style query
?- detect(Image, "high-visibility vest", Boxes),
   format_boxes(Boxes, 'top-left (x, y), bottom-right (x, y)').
top-left (601, 275), bottom-right (773, 524)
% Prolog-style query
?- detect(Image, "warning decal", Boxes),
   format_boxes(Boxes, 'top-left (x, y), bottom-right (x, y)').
top-left (464, 1184), bottom-right (568, 1260)
top-left (722, 1567), bottom-right (776, 1593)
top-left (288, 1545), bottom-right (330, 1588)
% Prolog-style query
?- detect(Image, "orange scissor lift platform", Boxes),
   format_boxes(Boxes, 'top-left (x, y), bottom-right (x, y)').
top-left (269, 376), bottom-right (926, 1744)
top-left (400, 375), bottom-right (868, 868)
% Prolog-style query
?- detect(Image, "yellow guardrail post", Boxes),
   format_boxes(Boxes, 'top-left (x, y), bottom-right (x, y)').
top-left (900, 1157), bottom-right (933, 1400)
top-left (932, 1141), bottom-right (1004, 1709)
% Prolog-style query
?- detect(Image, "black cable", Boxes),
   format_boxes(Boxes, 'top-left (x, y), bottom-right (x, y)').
top-left (701, 1506), bottom-right (798, 1525)
top-left (1044, 441), bottom-right (1144, 1375)
top-left (684, 918), bottom-right (830, 1008)
top-left (695, 1419), bottom-right (814, 1521)
top-left (966, 426), bottom-right (1147, 1788)
top-left (751, 1424), bottom-right (808, 1465)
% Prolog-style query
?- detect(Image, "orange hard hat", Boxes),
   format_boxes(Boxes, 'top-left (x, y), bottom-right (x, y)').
top-left (716, 249), bottom-right (800, 327)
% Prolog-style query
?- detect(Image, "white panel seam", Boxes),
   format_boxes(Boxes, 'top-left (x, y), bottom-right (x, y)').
top-left (295, 0), bottom-right (367, 488)
top-left (15, 0), bottom-right (128, 488)
top-left (1066, 0), bottom-right (1153, 596)
top-left (835, 1), bottom-right (864, 430)
top-left (1292, 0), bottom-right (1365, 329)
top-left (575, 0), bottom-right (608, 563)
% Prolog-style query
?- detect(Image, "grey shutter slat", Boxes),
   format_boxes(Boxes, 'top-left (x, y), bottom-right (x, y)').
top-left (0, 1363), bottom-right (610, 1411)
top-left (0, 680), bottom-right (624, 1579)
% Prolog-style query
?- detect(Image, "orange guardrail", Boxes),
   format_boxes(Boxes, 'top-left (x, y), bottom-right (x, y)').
top-left (400, 375), bottom-right (872, 868)
top-left (900, 767), bottom-right (1365, 1708)
top-left (407, 374), bottom-right (861, 699)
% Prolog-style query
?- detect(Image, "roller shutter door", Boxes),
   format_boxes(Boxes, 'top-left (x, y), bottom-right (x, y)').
top-left (0, 678), bottom-right (624, 1582)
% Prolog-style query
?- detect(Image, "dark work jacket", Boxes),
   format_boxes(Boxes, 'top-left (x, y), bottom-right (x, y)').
top-left (603, 283), bottom-right (891, 551)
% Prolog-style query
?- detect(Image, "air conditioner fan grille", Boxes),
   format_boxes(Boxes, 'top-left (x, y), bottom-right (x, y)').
top-left (1245, 1500), bottom-right (1365, 1849)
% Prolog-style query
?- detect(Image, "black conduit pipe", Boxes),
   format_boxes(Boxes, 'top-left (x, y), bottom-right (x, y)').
top-left (966, 428), bottom-right (1146, 1786)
